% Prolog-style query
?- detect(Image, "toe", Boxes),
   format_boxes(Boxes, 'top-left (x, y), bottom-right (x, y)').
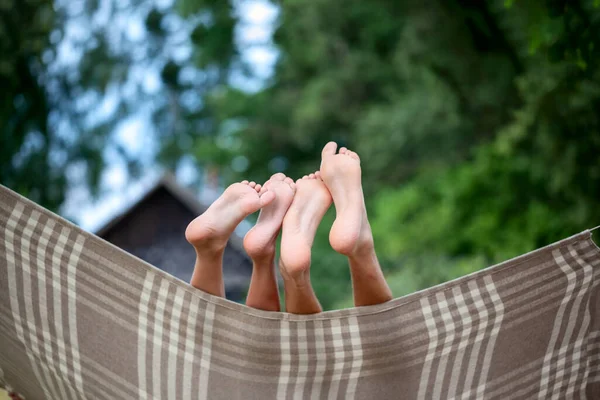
top-left (340, 147), bottom-right (347, 154)
top-left (255, 184), bottom-right (262, 192)
top-left (270, 172), bottom-right (286, 181)
top-left (284, 177), bottom-right (295, 186)
top-left (249, 181), bottom-right (256, 188)
top-left (309, 173), bottom-right (315, 179)
top-left (242, 180), bottom-right (249, 185)
top-left (322, 142), bottom-right (338, 158)
top-left (259, 190), bottom-right (276, 206)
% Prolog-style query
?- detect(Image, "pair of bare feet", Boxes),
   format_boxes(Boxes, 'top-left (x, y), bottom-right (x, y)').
top-left (185, 142), bottom-right (392, 314)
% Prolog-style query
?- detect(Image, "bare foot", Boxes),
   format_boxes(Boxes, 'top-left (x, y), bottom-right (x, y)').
top-left (243, 173), bottom-right (295, 311)
top-left (243, 173), bottom-right (296, 259)
top-left (319, 142), bottom-right (374, 256)
top-left (185, 181), bottom-right (275, 251)
top-left (280, 173), bottom-right (332, 281)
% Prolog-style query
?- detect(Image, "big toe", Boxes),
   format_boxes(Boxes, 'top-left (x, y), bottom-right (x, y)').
top-left (259, 190), bottom-right (276, 206)
top-left (322, 142), bottom-right (338, 158)
top-left (270, 172), bottom-right (286, 181)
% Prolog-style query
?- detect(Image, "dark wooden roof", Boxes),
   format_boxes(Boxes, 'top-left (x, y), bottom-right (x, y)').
top-left (95, 174), bottom-right (252, 301)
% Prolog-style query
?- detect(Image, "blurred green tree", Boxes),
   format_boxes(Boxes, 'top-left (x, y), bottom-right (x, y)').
top-left (1, 0), bottom-right (65, 210)
top-left (1, 0), bottom-right (238, 211)
top-left (186, 0), bottom-right (600, 309)
top-left (4, 0), bottom-right (600, 310)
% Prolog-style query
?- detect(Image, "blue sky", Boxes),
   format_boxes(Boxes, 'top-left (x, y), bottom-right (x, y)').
top-left (59, 0), bottom-right (279, 232)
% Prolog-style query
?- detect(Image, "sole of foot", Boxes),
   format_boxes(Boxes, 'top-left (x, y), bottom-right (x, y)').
top-left (319, 142), bottom-right (374, 256)
top-left (243, 173), bottom-right (296, 259)
top-left (280, 173), bottom-right (332, 281)
top-left (185, 181), bottom-right (275, 251)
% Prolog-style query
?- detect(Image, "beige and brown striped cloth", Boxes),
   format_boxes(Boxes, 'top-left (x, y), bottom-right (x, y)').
top-left (1, 184), bottom-right (600, 400)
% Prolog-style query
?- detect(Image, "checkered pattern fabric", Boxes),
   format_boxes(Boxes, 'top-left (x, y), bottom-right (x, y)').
top-left (1, 184), bottom-right (600, 399)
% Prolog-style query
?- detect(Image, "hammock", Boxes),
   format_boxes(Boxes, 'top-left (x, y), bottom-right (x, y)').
top-left (1, 184), bottom-right (599, 400)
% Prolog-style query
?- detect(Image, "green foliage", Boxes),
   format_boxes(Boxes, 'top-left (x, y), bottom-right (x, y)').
top-left (187, 0), bottom-right (600, 309)
top-left (0, 0), bottom-right (62, 209)
top-left (4, 0), bottom-right (600, 310)
top-left (1, 0), bottom-right (239, 211)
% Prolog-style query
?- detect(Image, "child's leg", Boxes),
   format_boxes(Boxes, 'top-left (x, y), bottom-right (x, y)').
top-left (319, 142), bottom-right (393, 307)
top-left (279, 173), bottom-right (332, 314)
top-left (186, 181), bottom-right (275, 297)
top-left (243, 173), bottom-right (296, 311)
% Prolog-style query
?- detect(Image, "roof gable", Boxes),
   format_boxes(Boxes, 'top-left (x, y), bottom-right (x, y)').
top-left (95, 173), bottom-right (245, 251)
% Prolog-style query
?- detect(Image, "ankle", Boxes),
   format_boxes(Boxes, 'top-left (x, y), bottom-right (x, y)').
top-left (246, 241), bottom-right (276, 261)
top-left (279, 261), bottom-right (310, 286)
top-left (186, 222), bottom-right (229, 248)
top-left (353, 219), bottom-right (376, 254)
top-left (351, 238), bottom-right (375, 257)
top-left (192, 240), bottom-right (227, 258)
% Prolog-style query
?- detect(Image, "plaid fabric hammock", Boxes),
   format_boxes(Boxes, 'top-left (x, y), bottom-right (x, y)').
top-left (1, 184), bottom-right (600, 400)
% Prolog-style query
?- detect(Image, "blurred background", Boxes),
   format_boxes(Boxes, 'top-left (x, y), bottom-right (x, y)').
top-left (2, 0), bottom-right (600, 310)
